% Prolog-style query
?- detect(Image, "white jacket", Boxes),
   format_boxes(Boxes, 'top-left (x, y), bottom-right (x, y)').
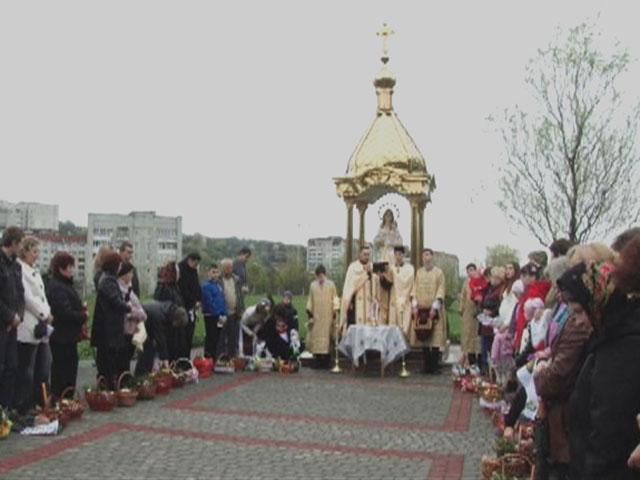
top-left (17, 259), bottom-right (51, 344)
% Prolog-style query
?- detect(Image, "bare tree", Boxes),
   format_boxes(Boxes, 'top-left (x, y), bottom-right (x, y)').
top-left (496, 22), bottom-right (640, 245)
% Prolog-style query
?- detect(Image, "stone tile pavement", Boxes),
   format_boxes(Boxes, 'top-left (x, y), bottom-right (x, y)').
top-left (0, 358), bottom-right (494, 479)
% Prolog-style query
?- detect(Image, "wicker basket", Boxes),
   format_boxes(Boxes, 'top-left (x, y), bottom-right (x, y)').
top-left (481, 455), bottom-right (501, 480)
top-left (85, 377), bottom-right (117, 412)
top-left (500, 453), bottom-right (532, 478)
top-left (116, 372), bottom-right (138, 407)
top-left (279, 360), bottom-right (300, 374)
top-left (136, 376), bottom-right (157, 400)
top-left (233, 357), bottom-right (247, 372)
top-left (58, 386), bottom-right (85, 421)
top-left (153, 372), bottom-right (173, 395)
top-left (173, 358), bottom-right (198, 384)
top-left (480, 383), bottom-right (503, 403)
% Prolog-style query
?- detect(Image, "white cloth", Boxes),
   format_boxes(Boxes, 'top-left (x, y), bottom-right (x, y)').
top-left (338, 325), bottom-right (409, 368)
top-left (17, 259), bottom-right (51, 344)
top-left (20, 419), bottom-right (59, 436)
top-left (498, 290), bottom-right (518, 329)
top-left (516, 364), bottom-right (539, 420)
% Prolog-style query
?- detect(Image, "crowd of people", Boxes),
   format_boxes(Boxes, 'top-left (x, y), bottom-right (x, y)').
top-left (0, 227), bottom-right (340, 427)
top-left (3, 221), bottom-right (640, 478)
top-left (457, 229), bottom-right (640, 479)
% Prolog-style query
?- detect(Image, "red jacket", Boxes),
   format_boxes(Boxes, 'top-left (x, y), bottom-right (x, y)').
top-left (513, 280), bottom-right (552, 350)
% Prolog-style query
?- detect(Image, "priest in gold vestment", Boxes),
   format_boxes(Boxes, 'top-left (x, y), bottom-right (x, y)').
top-left (410, 248), bottom-right (447, 374)
top-left (305, 265), bottom-right (338, 369)
top-left (386, 245), bottom-right (414, 335)
top-left (340, 245), bottom-right (380, 332)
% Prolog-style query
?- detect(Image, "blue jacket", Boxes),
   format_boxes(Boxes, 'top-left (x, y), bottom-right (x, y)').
top-left (201, 280), bottom-right (227, 317)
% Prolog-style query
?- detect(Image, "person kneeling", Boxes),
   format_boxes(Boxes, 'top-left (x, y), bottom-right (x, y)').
top-left (134, 302), bottom-right (188, 377)
top-left (258, 304), bottom-right (301, 361)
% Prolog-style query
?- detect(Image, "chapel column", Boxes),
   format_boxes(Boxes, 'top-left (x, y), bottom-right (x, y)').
top-left (409, 198), bottom-right (419, 269)
top-left (418, 198), bottom-right (427, 256)
top-left (345, 200), bottom-right (354, 267)
top-left (357, 202), bottom-right (368, 249)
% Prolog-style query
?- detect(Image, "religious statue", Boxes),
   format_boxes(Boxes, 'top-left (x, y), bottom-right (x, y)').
top-left (373, 208), bottom-right (403, 264)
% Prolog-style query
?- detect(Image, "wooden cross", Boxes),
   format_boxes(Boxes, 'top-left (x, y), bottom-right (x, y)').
top-left (376, 23), bottom-right (395, 58)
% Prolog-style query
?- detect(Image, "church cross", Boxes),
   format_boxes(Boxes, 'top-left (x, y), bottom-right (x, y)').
top-left (376, 23), bottom-right (395, 59)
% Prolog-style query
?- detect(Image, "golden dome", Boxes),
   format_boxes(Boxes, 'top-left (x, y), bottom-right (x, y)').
top-left (345, 44), bottom-right (427, 177)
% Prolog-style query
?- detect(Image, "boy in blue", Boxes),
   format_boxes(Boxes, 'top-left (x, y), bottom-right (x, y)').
top-left (201, 264), bottom-right (227, 358)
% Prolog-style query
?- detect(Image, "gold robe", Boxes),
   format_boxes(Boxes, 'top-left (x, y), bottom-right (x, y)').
top-left (387, 262), bottom-right (415, 335)
top-left (340, 260), bottom-right (380, 328)
top-left (305, 279), bottom-right (337, 355)
top-left (459, 279), bottom-right (479, 355)
top-left (410, 266), bottom-right (447, 349)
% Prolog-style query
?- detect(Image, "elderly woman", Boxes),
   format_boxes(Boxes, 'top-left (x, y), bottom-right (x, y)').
top-left (15, 237), bottom-right (52, 413)
top-left (91, 251), bottom-right (131, 389)
top-left (560, 237), bottom-right (640, 479)
top-left (47, 252), bottom-right (88, 399)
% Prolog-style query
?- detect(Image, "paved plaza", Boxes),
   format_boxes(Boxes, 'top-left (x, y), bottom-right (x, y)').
top-left (0, 362), bottom-right (494, 480)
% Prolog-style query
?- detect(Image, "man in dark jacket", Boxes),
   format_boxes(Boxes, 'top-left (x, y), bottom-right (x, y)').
top-left (134, 301), bottom-right (187, 376)
top-left (119, 241), bottom-right (140, 297)
top-left (178, 252), bottom-right (202, 359)
top-left (0, 226), bottom-right (25, 409)
top-left (232, 247), bottom-right (251, 294)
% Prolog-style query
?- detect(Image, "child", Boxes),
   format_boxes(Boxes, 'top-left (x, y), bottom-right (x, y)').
top-left (469, 267), bottom-right (489, 305)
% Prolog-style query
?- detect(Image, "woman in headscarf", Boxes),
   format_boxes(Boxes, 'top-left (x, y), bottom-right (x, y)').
top-left (560, 235), bottom-right (640, 480)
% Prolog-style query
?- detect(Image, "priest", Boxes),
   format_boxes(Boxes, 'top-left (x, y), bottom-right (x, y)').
top-left (410, 248), bottom-right (447, 374)
top-left (305, 265), bottom-right (338, 369)
top-left (387, 245), bottom-right (414, 335)
top-left (340, 244), bottom-right (380, 332)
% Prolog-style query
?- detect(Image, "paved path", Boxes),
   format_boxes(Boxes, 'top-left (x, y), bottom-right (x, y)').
top-left (0, 358), bottom-right (493, 479)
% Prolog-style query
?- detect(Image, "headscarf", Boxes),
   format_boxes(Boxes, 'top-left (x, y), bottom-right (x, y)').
top-left (557, 260), bottom-right (616, 329)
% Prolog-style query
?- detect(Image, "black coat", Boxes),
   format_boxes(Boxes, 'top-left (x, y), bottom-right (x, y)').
top-left (0, 250), bottom-right (24, 327)
top-left (90, 272), bottom-right (130, 349)
top-left (259, 319), bottom-right (293, 360)
top-left (47, 274), bottom-right (85, 345)
top-left (570, 294), bottom-right (640, 480)
top-left (142, 301), bottom-right (173, 361)
top-left (178, 260), bottom-right (201, 311)
top-left (283, 304), bottom-right (299, 331)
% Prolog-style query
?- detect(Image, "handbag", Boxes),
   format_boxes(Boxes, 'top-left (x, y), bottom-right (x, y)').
top-left (414, 308), bottom-right (437, 341)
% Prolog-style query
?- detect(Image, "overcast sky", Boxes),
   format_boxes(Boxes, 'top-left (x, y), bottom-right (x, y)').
top-left (1, 0), bottom-right (638, 266)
